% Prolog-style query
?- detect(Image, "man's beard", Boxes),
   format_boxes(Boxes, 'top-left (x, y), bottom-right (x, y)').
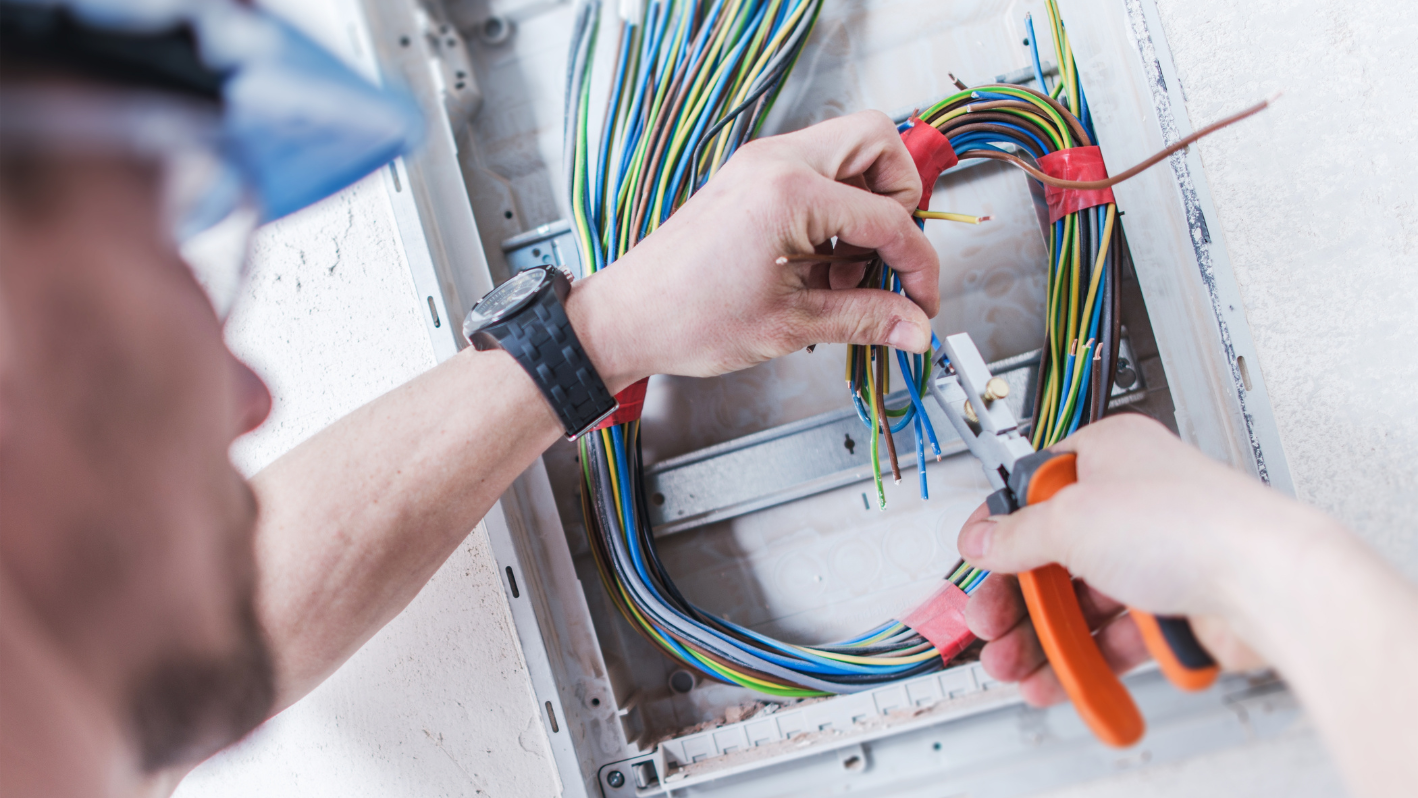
top-left (127, 590), bottom-right (275, 771)
top-left (126, 480), bottom-right (276, 772)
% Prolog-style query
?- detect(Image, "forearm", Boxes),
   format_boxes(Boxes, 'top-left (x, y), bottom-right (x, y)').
top-left (249, 348), bottom-right (561, 710)
top-left (1226, 512), bottom-right (1418, 797)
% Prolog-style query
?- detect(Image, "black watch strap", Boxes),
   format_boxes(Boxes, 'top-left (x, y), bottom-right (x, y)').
top-left (479, 283), bottom-right (617, 438)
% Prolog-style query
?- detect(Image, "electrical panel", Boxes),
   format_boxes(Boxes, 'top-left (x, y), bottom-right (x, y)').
top-left (355, 0), bottom-right (1296, 795)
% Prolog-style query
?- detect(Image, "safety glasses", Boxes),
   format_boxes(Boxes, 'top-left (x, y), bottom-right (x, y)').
top-left (0, 85), bottom-right (260, 320)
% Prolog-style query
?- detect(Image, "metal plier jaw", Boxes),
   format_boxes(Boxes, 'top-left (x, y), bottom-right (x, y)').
top-left (928, 333), bottom-right (1034, 506)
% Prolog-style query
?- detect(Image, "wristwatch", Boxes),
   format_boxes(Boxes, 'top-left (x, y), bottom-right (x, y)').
top-left (462, 265), bottom-right (618, 439)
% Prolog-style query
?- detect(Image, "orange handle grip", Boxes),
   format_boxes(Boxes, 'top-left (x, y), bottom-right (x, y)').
top-left (1017, 452), bottom-right (1145, 748)
top-left (1132, 611), bottom-right (1220, 692)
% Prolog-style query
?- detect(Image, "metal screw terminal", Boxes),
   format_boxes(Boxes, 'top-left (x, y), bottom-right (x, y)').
top-left (983, 377), bottom-right (1010, 402)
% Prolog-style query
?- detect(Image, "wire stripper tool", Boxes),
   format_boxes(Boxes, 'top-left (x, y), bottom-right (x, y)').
top-left (929, 332), bottom-right (1220, 747)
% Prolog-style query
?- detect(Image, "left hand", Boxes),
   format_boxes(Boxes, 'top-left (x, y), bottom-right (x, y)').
top-left (567, 110), bottom-right (940, 388)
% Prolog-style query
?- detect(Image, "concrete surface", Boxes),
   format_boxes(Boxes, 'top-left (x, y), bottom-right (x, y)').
top-left (177, 0), bottom-right (1415, 796)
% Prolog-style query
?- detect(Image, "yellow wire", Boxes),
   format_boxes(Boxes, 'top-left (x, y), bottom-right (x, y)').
top-left (914, 210), bottom-right (989, 224)
top-left (1072, 204), bottom-right (1117, 357)
top-left (795, 646), bottom-right (941, 666)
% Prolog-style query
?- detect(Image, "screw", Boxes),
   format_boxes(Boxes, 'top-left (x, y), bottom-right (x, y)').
top-left (984, 377), bottom-right (1010, 402)
top-left (607, 770), bottom-right (625, 788)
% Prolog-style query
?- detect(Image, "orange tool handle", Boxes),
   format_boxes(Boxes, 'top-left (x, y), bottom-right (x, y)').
top-left (1013, 451), bottom-right (1221, 747)
top-left (1015, 452), bottom-right (1145, 748)
top-left (1132, 611), bottom-right (1219, 691)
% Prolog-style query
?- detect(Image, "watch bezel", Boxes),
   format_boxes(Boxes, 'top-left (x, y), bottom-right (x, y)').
top-left (463, 266), bottom-right (551, 337)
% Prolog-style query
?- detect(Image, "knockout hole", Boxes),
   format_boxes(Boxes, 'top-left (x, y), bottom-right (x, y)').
top-left (669, 670), bottom-right (695, 694)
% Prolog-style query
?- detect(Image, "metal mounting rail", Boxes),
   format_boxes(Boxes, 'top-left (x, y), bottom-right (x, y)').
top-left (643, 342), bottom-right (1147, 536)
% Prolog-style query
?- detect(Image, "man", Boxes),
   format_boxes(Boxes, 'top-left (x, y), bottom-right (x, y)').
top-left (0, 3), bottom-right (1413, 798)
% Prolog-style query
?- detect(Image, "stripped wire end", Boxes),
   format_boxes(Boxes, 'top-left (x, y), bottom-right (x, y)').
top-left (914, 210), bottom-right (990, 225)
top-left (948, 72), bottom-right (968, 91)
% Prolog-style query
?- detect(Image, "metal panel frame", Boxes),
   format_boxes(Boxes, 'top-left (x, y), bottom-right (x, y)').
top-left (1059, 0), bottom-right (1294, 493)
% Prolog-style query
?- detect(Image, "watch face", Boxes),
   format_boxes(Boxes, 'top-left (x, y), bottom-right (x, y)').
top-left (464, 268), bottom-right (547, 335)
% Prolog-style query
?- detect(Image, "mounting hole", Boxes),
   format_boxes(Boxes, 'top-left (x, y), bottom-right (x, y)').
top-left (590, 697), bottom-right (601, 707)
top-left (669, 670), bottom-right (696, 694)
top-left (843, 433), bottom-right (856, 454)
top-left (399, 35), bottom-right (410, 47)
top-left (478, 15), bottom-right (514, 46)
top-left (1114, 357), bottom-right (1137, 390)
top-left (932, 741), bottom-right (942, 751)
top-left (503, 210), bottom-right (514, 219)
top-left (651, 492), bottom-right (665, 506)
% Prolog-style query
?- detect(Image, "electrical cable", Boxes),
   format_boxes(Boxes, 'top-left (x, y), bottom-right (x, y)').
top-left (567, 0), bottom-right (964, 697)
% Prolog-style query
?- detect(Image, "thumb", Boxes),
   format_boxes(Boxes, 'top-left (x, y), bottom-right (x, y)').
top-left (957, 493), bottom-right (1079, 574)
top-left (796, 286), bottom-right (932, 352)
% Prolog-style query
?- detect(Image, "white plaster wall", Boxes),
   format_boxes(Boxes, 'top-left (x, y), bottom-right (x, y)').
top-left (1150, 0), bottom-right (1418, 575)
top-left (177, 0), bottom-right (1413, 796)
top-left (172, 2), bottom-right (562, 797)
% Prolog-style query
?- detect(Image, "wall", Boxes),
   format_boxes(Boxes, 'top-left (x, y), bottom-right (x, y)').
top-left (173, 1), bottom-right (562, 796)
top-left (178, 0), bottom-right (1415, 796)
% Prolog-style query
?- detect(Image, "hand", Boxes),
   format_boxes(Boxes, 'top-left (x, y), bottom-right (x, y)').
top-left (567, 111), bottom-right (939, 386)
top-left (955, 414), bottom-right (1334, 706)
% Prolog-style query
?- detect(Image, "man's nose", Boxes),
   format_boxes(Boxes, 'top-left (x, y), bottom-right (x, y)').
top-left (232, 357), bottom-right (272, 436)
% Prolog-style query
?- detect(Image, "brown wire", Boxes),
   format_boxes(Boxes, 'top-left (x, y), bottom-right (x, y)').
top-left (874, 349), bottom-right (902, 483)
top-left (962, 96), bottom-right (1273, 190)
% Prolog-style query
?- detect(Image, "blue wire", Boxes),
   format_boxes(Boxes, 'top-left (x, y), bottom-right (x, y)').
top-left (895, 349), bottom-right (940, 455)
top-left (914, 413), bottom-right (928, 500)
top-left (950, 122), bottom-right (1049, 158)
top-left (1067, 352), bottom-right (1092, 438)
top-left (1025, 13), bottom-right (1048, 94)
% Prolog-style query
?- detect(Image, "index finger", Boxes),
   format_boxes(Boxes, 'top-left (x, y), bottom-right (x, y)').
top-left (771, 111), bottom-right (922, 210)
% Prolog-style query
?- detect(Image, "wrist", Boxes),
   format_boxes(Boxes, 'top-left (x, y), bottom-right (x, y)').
top-left (564, 268), bottom-right (651, 394)
top-left (1216, 497), bottom-right (1352, 653)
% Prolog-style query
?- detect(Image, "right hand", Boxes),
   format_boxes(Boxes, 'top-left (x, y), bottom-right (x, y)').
top-left (955, 414), bottom-right (1334, 706)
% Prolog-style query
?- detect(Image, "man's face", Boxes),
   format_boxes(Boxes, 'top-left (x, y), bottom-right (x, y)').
top-left (0, 149), bottom-right (276, 769)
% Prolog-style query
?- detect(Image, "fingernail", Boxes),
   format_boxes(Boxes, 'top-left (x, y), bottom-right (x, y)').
top-left (886, 321), bottom-right (925, 351)
top-left (958, 520), bottom-right (994, 560)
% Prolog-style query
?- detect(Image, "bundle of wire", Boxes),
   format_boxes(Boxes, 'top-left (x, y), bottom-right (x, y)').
top-left (846, 2), bottom-right (1117, 515)
top-left (564, 0), bottom-right (973, 697)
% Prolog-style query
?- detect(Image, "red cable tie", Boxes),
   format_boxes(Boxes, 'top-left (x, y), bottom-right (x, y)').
top-left (1037, 145), bottom-right (1116, 223)
top-left (898, 581), bottom-right (975, 664)
top-left (900, 116), bottom-right (959, 211)
top-left (593, 377), bottom-right (650, 430)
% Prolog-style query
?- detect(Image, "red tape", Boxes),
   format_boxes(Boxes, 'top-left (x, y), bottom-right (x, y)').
top-left (593, 377), bottom-right (650, 430)
top-left (898, 581), bottom-right (975, 663)
top-left (900, 118), bottom-right (958, 210)
top-left (1037, 145), bottom-right (1116, 223)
